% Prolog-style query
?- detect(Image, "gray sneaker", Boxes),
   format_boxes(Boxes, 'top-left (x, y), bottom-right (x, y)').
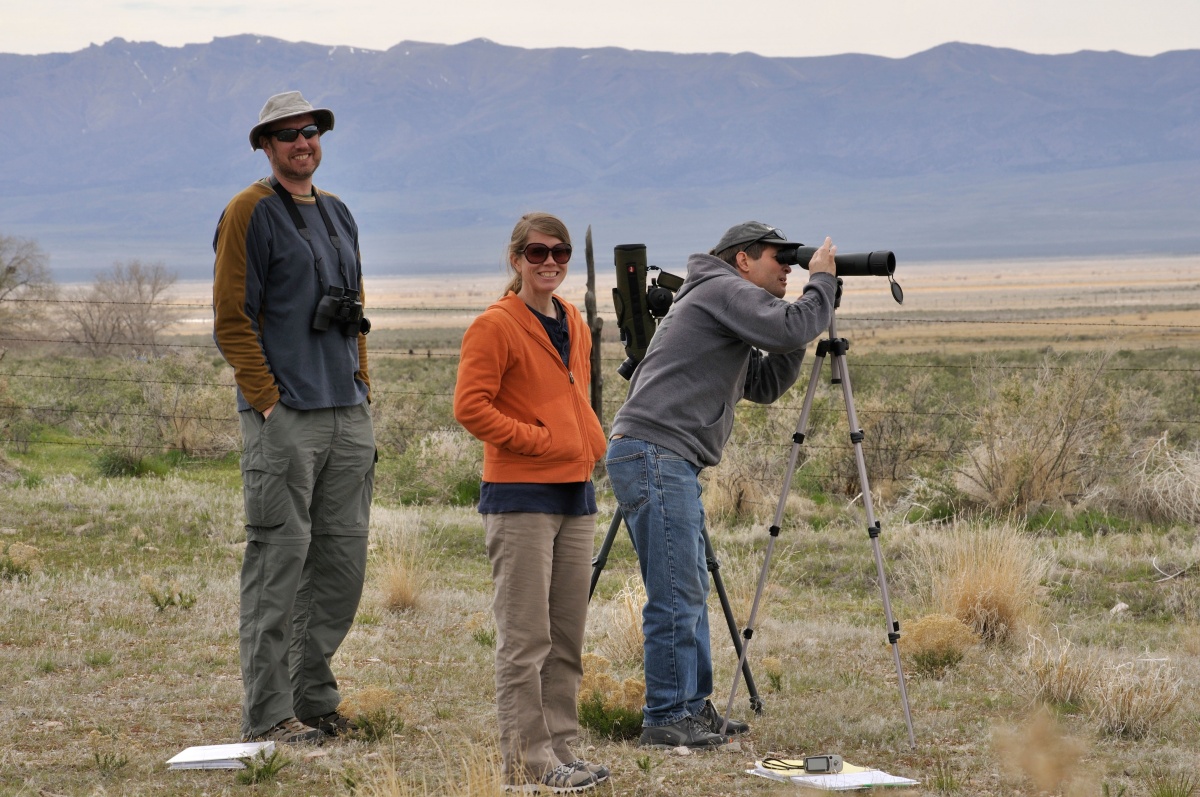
top-left (540, 763), bottom-right (600, 792)
top-left (568, 759), bottom-right (611, 782)
top-left (696, 698), bottom-right (750, 735)
top-left (638, 715), bottom-right (729, 749)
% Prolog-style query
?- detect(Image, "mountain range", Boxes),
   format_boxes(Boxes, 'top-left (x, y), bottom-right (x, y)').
top-left (2, 36), bottom-right (1198, 280)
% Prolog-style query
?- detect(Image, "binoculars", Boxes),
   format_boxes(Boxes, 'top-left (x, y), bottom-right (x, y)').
top-left (312, 286), bottom-right (371, 337)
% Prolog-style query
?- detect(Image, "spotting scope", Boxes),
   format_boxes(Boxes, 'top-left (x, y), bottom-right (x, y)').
top-left (775, 247), bottom-right (896, 277)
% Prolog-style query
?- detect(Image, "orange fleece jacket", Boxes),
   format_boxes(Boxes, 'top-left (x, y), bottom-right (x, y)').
top-left (454, 292), bottom-right (606, 484)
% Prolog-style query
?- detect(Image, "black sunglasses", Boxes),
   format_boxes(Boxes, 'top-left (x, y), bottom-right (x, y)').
top-left (267, 124), bottom-right (321, 143)
top-left (520, 243), bottom-right (573, 265)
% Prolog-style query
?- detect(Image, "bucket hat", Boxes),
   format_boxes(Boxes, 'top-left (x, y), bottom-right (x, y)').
top-left (249, 91), bottom-right (335, 150)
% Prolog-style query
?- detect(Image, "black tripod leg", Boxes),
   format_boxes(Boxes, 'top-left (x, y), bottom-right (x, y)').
top-left (703, 527), bottom-right (763, 714)
top-left (589, 509), bottom-right (624, 600)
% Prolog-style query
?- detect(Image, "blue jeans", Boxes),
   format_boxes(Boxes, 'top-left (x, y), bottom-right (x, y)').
top-left (605, 436), bottom-right (711, 726)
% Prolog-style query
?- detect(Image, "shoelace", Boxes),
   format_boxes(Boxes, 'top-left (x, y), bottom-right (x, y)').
top-left (545, 764), bottom-right (578, 784)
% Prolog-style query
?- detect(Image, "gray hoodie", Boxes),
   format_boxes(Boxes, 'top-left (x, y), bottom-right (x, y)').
top-left (611, 252), bottom-right (837, 468)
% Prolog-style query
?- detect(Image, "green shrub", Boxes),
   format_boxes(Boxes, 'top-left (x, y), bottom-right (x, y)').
top-left (95, 447), bottom-right (148, 477)
top-left (578, 691), bottom-right (643, 742)
top-left (236, 749), bottom-right (289, 785)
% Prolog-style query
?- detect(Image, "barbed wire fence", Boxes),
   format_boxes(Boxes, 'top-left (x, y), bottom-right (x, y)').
top-left (2, 294), bottom-right (1199, 509)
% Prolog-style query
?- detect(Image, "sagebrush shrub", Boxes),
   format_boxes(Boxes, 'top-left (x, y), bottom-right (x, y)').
top-left (377, 426), bottom-right (482, 505)
top-left (578, 653), bottom-right (644, 741)
top-left (1123, 433), bottom-right (1200, 525)
top-left (955, 352), bottom-right (1131, 515)
top-left (702, 403), bottom-right (789, 524)
top-left (134, 350), bottom-right (238, 457)
top-left (822, 371), bottom-right (957, 502)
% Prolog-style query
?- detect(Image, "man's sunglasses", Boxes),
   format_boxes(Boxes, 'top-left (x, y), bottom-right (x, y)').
top-left (267, 125), bottom-right (321, 143)
top-left (520, 243), bottom-right (573, 265)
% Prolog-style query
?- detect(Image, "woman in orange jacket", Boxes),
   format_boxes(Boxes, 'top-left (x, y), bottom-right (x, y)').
top-left (453, 212), bottom-right (609, 793)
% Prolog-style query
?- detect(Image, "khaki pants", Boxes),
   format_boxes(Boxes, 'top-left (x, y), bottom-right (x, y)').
top-left (484, 512), bottom-right (595, 780)
top-left (237, 402), bottom-right (375, 739)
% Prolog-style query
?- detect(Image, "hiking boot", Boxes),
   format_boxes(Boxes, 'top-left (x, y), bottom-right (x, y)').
top-left (568, 759), bottom-right (611, 782)
top-left (539, 763), bottom-right (600, 792)
top-left (638, 715), bottom-right (728, 749)
top-left (696, 698), bottom-right (750, 735)
top-left (300, 710), bottom-right (358, 737)
top-left (249, 716), bottom-right (324, 744)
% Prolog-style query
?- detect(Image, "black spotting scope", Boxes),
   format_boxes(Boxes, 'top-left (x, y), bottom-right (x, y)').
top-left (776, 247), bottom-right (896, 278)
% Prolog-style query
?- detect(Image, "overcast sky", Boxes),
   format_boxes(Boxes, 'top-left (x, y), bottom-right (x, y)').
top-left (2, 0), bottom-right (1197, 58)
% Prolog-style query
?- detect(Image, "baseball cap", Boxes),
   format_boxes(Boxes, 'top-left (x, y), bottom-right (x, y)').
top-left (710, 221), bottom-right (801, 255)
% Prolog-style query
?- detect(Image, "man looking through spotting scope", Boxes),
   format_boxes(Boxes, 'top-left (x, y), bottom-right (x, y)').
top-left (605, 221), bottom-right (836, 749)
top-left (213, 91), bottom-right (374, 745)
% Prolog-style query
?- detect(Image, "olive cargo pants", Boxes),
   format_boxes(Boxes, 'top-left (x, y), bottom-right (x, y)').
top-left (237, 402), bottom-right (375, 739)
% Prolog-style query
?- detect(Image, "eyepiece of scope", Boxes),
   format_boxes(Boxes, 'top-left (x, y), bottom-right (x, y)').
top-left (777, 247), bottom-right (896, 277)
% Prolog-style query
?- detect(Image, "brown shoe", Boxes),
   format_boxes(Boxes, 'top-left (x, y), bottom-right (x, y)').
top-left (250, 716), bottom-right (324, 744)
top-left (299, 710), bottom-right (358, 737)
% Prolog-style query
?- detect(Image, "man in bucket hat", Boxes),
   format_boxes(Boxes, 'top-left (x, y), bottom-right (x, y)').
top-left (604, 222), bottom-right (837, 749)
top-left (213, 91), bottom-right (375, 745)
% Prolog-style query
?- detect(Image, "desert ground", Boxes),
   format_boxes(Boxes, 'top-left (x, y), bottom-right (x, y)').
top-left (2, 253), bottom-right (1199, 796)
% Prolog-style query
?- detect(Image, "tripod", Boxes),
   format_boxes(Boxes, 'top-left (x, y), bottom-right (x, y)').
top-left (589, 509), bottom-right (763, 715)
top-left (718, 283), bottom-right (916, 748)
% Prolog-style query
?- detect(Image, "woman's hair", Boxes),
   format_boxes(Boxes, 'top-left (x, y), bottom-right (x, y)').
top-left (502, 212), bottom-right (572, 297)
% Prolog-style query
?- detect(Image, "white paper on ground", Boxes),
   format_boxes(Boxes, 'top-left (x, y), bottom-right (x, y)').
top-left (166, 741), bottom-right (275, 770)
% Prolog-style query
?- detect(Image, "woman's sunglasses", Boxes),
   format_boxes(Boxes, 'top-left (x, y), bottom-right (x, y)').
top-left (267, 124), bottom-right (322, 143)
top-left (520, 243), bottom-right (573, 265)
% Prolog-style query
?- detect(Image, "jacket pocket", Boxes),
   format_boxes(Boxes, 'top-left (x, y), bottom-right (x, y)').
top-left (240, 450), bottom-right (290, 528)
top-left (535, 412), bottom-right (583, 462)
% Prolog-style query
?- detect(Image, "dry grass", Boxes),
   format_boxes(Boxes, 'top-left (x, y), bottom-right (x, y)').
top-left (901, 613), bottom-right (980, 678)
top-left (992, 709), bottom-right (1094, 796)
top-left (2, 452), bottom-right (1197, 796)
top-left (4, 260), bottom-right (1200, 795)
top-left (353, 737), bottom-right (506, 797)
top-left (701, 408), bottom-right (791, 525)
top-left (906, 520), bottom-right (1050, 643)
top-left (592, 576), bottom-right (645, 668)
top-left (377, 536), bottom-right (427, 614)
top-left (1088, 659), bottom-right (1183, 739)
top-left (1023, 634), bottom-right (1103, 710)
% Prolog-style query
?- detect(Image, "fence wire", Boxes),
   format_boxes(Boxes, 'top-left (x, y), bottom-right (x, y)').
top-left (3, 296), bottom-right (1199, 460)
